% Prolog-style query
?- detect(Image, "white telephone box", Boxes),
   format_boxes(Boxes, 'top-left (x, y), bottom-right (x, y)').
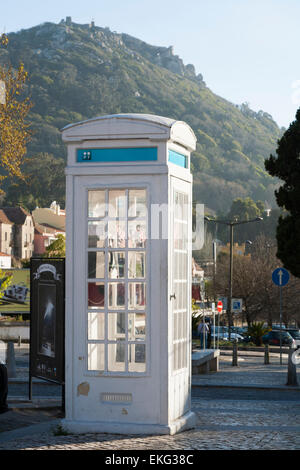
top-left (62, 114), bottom-right (196, 435)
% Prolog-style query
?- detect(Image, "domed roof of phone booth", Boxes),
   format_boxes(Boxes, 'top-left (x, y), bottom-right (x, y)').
top-left (61, 113), bottom-right (196, 152)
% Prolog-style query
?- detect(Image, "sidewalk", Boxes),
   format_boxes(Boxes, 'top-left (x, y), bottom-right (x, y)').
top-left (192, 349), bottom-right (300, 390)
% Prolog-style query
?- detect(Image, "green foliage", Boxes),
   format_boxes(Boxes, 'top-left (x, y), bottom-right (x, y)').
top-left (265, 109), bottom-right (300, 277)
top-left (45, 234), bottom-right (65, 258)
top-left (191, 299), bottom-right (200, 332)
top-left (4, 153), bottom-right (65, 211)
top-left (246, 322), bottom-right (270, 346)
top-left (0, 271), bottom-right (12, 300)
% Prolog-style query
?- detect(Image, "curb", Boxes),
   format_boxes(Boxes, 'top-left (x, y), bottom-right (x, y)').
top-left (8, 378), bottom-right (61, 385)
top-left (191, 382), bottom-right (300, 391)
top-left (7, 397), bottom-right (62, 408)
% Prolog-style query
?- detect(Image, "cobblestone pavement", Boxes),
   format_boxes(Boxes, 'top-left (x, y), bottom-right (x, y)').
top-left (0, 396), bottom-right (299, 450)
top-left (0, 346), bottom-right (298, 450)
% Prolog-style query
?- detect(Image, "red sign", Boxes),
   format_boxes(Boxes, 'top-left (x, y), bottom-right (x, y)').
top-left (217, 301), bottom-right (223, 312)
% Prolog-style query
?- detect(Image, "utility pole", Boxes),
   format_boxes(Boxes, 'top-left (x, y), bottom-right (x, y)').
top-left (205, 216), bottom-right (263, 340)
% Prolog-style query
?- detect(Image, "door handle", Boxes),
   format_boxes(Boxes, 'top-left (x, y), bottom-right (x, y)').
top-left (170, 293), bottom-right (176, 300)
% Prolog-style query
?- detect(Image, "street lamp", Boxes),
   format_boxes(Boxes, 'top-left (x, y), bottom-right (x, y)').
top-left (205, 216), bottom-right (263, 339)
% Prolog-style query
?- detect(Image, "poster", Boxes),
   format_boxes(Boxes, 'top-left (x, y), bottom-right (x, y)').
top-left (0, 269), bottom-right (30, 314)
top-left (30, 259), bottom-right (65, 384)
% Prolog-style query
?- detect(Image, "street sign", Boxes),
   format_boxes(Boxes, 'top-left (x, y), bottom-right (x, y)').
top-left (272, 267), bottom-right (289, 366)
top-left (217, 301), bottom-right (223, 313)
top-left (218, 296), bottom-right (227, 310)
top-left (231, 298), bottom-right (243, 313)
top-left (272, 268), bottom-right (290, 287)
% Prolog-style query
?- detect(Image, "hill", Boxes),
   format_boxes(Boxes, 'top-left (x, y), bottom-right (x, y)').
top-left (0, 19), bottom-right (282, 212)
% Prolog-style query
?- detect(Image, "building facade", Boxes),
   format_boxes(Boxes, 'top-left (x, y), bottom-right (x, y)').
top-left (1, 207), bottom-right (34, 260)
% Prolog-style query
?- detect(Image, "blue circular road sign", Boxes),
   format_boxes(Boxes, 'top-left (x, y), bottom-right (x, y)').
top-left (272, 267), bottom-right (290, 286)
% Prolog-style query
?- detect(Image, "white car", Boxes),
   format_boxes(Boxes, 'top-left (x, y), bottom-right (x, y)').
top-left (286, 329), bottom-right (300, 348)
top-left (211, 327), bottom-right (244, 342)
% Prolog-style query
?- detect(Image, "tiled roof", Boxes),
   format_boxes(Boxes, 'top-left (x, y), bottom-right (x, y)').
top-left (1, 206), bottom-right (31, 225)
top-left (0, 210), bottom-right (13, 225)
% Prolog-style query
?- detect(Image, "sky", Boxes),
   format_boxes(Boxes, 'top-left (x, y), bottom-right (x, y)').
top-left (1, 0), bottom-right (300, 128)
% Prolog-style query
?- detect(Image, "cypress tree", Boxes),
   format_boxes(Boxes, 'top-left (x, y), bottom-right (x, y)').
top-left (265, 109), bottom-right (300, 277)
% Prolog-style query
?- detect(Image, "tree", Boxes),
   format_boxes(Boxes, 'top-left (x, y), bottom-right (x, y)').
top-left (265, 109), bottom-right (300, 278)
top-left (246, 322), bottom-right (270, 346)
top-left (45, 234), bottom-right (65, 258)
top-left (0, 34), bottom-right (32, 193)
top-left (4, 153), bottom-right (66, 211)
top-left (214, 235), bottom-right (300, 327)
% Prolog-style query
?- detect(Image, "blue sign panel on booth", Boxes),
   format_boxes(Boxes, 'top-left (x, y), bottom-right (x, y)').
top-left (168, 150), bottom-right (187, 168)
top-left (77, 147), bottom-right (157, 163)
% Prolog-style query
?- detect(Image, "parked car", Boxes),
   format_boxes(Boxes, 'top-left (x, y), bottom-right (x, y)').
top-left (262, 330), bottom-right (296, 347)
top-left (211, 326), bottom-right (244, 342)
top-left (286, 329), bottom-right (300, 348)
top-left (272, 324), bottom-right (286, 330)
top-left (230, 326), bottom-right (247, 335)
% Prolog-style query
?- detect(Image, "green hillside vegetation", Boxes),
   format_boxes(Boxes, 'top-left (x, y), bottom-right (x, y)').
top-left (0, 20), bottom-right (282, 212)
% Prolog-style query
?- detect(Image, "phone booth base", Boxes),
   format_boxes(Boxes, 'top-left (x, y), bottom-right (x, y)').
top-left (63, 411), bottom-right (195, 436)
top-left (62, 114), bottom-right (197, 435)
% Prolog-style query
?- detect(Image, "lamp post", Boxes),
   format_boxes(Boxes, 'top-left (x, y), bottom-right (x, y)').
top-left (205, 216), bottom-right (263, 340)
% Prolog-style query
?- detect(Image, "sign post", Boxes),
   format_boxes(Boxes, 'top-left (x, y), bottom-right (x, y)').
top-left (272, 267), bottom-right (290, 365)
top-left (217, 301), bottom-right (223, 349)
top-left (212, 302), bottom-right (215, 349)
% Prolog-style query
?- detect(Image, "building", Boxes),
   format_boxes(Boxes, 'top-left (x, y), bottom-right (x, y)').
top-left (0, 209), bottom-right (13, 256)
top-left (0, 252), bottom-right (12, 268)
top-left (1, 207), bottom-right (34, 260)
top-left (34, 223), bottom-right (65, 256)
top-left (32, 201), bottom-right (65, 232)
top-left (219, 242), bottom-right (249, 257)
top-left (192, 258), bottom-right (204, 301)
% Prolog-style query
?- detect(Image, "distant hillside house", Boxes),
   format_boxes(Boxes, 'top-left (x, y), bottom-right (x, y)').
top-left (0, 209), bottom-right (13, 256)
top-left (1, 207), bottom-right (34, 260)
top-left (219, 242), bottom-right (250, 257)
top-left (32, 201), bottom-right (65, 232)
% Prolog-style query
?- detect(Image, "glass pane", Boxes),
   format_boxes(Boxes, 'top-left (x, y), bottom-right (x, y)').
top-left (108, 221), bottom-right (126, 248)
top-left (128, 189), bottom-right (147, 218)
top-left (88, 313), bottom-right (105, 340)
top-left (128, 221), bottom-right (147, 248)
top-left (108, 252), bottom-right (125, 279)
top-left (88, 251), bottom-right (105, 279)
top-left (128, 252), bottom-right (145, 279)
top-left (128, 313), bottom-right (146, 341)
top-left (108, 190), bottom-right (126, 218)
top-left (108, 313), bottom-right (125, 341)
top-left (108, 343), bottom-right (125, 372)
top-left (88, 190), bottom-right (106, 218)
top-left (88, 343), bottom-right (104, 371)
top-left (88, 282), bottom-right (105, 308)
top-left (108, 283), bottom-right (125, 309)
top-left (88, 221), bottom-right (106, 248)
top-left (128, 282), bottom-right (146, 310)
top-left (128, 344), bottom-right (146, 372)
